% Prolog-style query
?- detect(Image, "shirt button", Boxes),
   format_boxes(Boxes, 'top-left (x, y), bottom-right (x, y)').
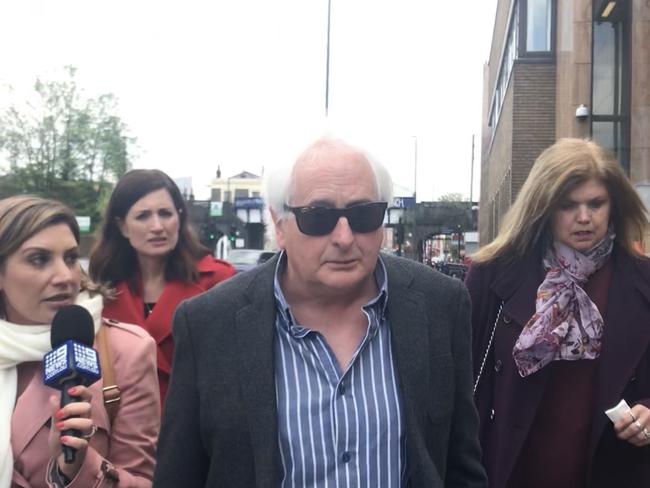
top-left (341, 451), bottom-right (351, 463)
top-left (630, 376), bottom-right (637, 383)
top-left (339, 383), bottom-right (346, 395)
top-left (502, 315), bottom-right (512, 324)
top-left (494, 359), bottom-right (503, 373)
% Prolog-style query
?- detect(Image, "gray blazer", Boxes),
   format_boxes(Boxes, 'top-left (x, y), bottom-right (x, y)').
top-left (153, 254), bottom-right (487, 488)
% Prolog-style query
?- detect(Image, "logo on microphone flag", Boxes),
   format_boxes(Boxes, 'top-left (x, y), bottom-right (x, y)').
top-left (43, 340), bottom-right (101, 389)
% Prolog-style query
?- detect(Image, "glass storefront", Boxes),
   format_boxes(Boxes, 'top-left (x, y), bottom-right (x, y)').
top-left (592, 0), bottom-right (630, 173)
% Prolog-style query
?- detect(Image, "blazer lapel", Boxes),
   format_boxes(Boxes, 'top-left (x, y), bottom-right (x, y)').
top-left (384, 258), bottom-right (430, 418)
top-left (234, 259), bottom-right (280, 485)
top-left (382, 256), bottom-right (437, 484)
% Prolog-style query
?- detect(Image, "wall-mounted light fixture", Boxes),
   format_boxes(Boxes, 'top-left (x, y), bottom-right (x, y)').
top-left (601, 1), bottom-right (617, 19)
top-left (575, 104), bottom-right (590, 121)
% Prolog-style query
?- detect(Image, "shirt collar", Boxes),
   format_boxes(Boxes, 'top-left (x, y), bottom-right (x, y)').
top-left (273, 250), bottom-right (389, 334)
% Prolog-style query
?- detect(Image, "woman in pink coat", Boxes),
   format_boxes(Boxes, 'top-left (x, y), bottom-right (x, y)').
top-left (1, 195), bottom-right (159, 487)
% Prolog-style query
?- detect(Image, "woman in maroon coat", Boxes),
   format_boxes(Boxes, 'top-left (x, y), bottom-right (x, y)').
top-left (89, 170), bottom-right (235, 407)
top-left (466, 138), bottom-right (650, 488)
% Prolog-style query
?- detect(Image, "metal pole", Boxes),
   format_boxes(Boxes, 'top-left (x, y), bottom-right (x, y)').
top-left (325, 0), bottom-right (332, 116)
top-left (412, 136), bottom-right (418, 261)
top-left (398, 217), bottom-right (403, 257)
top-left (413, 135), bottom-right (418, 202)
top-left (470, 134), bottom-right (475, 203)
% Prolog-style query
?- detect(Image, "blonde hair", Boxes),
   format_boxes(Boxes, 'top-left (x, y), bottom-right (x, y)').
top-left (474, 138), bottom-right (648, 263)
top-left (0, 195), bottom-right (111, 314)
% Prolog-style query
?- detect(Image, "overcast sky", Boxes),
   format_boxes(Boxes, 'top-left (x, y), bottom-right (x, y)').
top-left (0, 0), bottom-right (497, 201)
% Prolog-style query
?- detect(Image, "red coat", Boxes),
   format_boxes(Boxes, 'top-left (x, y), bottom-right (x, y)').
top-left (102, 255), bottom-right (235, 406)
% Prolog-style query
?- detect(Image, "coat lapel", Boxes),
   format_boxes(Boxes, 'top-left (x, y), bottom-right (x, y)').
top-left (12, 367), bottom-right (110, 459)
top-left (490, 252), bottom-right (544, 327)
top-left (234, 259), bottom-right (280, 485)
top-left (590, 249), bottom-right (650, 451)
top-left (109, 277), bottom-right (208, 375)
top-left (149, 280), bottom-right (206, 373)
top-left (487, 252), bottom-right (554, 481)
top-left (11, 368), bottom-right (53, 457)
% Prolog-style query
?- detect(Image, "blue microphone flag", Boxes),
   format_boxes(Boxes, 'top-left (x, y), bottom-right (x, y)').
top-left (43, 340), bottom-right (101, 390)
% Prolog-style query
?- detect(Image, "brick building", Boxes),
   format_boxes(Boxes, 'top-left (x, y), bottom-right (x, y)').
top-left (480, 0), bottom-right (650, 247)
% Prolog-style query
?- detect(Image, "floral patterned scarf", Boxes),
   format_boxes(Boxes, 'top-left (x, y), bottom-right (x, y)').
top-left (512, 234), bottom-right (614, 377)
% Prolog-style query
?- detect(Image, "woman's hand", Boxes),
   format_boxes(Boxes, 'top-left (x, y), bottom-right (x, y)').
top-left (614, 403), bottom-right (650, 447)
top-left (48, 386), bottom-right (97, 480)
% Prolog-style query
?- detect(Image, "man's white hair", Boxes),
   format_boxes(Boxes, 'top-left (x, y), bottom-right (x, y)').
top-left (264, 136), bottom-right (393, 225)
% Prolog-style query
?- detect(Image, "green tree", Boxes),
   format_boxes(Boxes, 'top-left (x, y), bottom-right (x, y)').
top-left (0, 66), bottom-right (135, 228)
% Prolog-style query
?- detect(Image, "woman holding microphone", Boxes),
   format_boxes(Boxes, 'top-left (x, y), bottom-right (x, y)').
top-left (1, 195), bottom-right (159, 487)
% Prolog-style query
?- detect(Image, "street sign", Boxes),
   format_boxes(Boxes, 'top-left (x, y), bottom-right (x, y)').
top-left (209, 201), bottom-right (223, 217)
top-left (234, 197), bottom-right (264, 209)
top-left (76, 216), bottom-right (91, 233)
top-left (391, 197), bottom-right (415, 209)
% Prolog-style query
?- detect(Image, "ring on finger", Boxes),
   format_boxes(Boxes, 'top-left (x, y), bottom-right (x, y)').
top-left (629, 410), bottom-right (638, 422)
top-left (633, 420), bottom-right (647, 436)
top-left (643, 427), bottom-right (650, 440)
top-left (82, 423), bottom-right (97, 440)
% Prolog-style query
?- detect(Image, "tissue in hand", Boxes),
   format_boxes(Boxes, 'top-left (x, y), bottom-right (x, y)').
top-left (605, 399), bottom-right (632, 423)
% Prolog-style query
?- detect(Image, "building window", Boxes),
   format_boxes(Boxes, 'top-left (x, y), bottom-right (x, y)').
top-left (518, 0), bottom-right (555, 57)
top-left (488, 0), bottom-right (556, 132)
top-left (591, 0), bottom-right (630, 173)
top-left (526, 0), bottom-right (552, 51)
top-left (488, 1), bottom-right (520, 129)
top-left (491, 193), bottom-right (500, 242)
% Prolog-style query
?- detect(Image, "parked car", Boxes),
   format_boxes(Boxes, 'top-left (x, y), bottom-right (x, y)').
top-left (226, 248), bottom-right (276, 273)
top-left (433, 261), bottom-right (468, 280)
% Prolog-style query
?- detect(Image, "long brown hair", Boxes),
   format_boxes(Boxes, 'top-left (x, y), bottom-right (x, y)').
top-left (0, 195), bottom-right (109, 316)
top-left (474, 138), bottom-right (648, 263)
top-left (89, 169), bottom-right (210, 290)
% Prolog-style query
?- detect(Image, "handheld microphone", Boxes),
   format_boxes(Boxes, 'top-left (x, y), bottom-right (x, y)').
top-left (43, 305), bottom-right (101, 464)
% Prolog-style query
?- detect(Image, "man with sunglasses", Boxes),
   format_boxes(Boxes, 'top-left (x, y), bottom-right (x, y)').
top-left (155, 138), bottom-right (487, 488)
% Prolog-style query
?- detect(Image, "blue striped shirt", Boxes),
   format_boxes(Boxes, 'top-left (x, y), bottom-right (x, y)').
top-left (273, 253), bottom-right (407, 487)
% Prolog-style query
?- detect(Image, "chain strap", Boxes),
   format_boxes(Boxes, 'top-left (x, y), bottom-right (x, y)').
top-left (473, 301), bottom-right (504, 395)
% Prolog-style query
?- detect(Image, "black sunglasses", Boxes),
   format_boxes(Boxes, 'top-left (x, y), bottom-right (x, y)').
top-left (284, 201), bottom-right (388, 236)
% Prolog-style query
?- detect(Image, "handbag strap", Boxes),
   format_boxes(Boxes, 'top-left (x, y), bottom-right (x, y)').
top-left (473, 301), bottom-right (504, 395)
top-left (97, 325), bottom-right (121, 425)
